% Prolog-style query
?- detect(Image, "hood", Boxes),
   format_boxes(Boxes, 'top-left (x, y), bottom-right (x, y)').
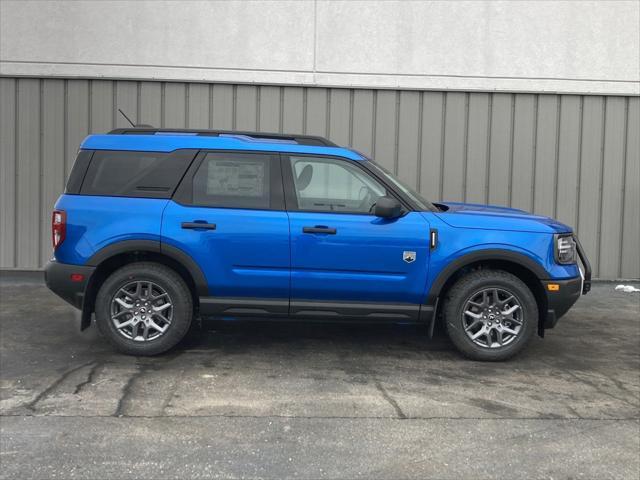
top-left (433, 201), bottom-right (573, 234)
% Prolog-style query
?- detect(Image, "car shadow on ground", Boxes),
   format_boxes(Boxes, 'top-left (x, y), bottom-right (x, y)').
top-left (180, 317), bottom-right (453, 353)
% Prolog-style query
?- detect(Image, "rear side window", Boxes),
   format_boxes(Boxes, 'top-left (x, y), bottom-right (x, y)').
top-left (65, 150), bottom-right (93, 194)
top-left (79, 150), bottom-right (196, 198)
top-left (191, 152), bottom-right (273, 209)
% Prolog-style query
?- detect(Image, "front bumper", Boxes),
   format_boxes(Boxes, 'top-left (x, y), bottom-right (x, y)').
top-left (542, 276), bottom-right (583, 329)
top-left (542, 233), bottom-right (592, 329)
top-left (44, 260), bottom-right (95, 310)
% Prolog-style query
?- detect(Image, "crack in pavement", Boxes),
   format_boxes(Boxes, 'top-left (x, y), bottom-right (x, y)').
top-left (72, 362), bottom-right (102, 395)
top-left (537, 359), bottom-right (640, 409)
top-left (375, 381), bottom-right (407, 419)
top-left (160, 367), bottom-right (184, 416)
top-left (562, 369), bottom-right (639, 409)
top-left (113, 363), bottom-right (145, 417)
top-left (579, 369), bottom-right (640, 395)
top-left (24, 361), bottom-right (96, 412)
top-left (565, 405), bottom-right (584, 419)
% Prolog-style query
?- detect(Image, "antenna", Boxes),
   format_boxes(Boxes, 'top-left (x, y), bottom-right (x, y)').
top-left (118, 109), bottom-right (136, 127)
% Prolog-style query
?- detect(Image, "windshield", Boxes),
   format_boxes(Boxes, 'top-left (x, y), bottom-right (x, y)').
top-left (366, 161), bottom-right (435, 211)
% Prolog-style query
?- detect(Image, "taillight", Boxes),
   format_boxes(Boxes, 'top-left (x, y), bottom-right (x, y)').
top-left (52, 210), bottom-right (66, 249)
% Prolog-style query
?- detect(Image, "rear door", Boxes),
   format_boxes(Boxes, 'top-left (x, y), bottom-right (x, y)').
top-left (162, 151), bottom-right (290, 317)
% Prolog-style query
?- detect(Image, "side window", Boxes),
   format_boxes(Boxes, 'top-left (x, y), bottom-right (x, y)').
top-left (289, 156), bottom-right (386, 213)
top-left (192, 152), bottom-right (272, 209)
top-left (80, 150), bottom-right (194, 198)
top-left (65, 150), bottom-right (93, 194)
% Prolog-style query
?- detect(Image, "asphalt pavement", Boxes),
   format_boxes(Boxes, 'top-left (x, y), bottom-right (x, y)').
top-left (1, 276), bottom-right (638, 479)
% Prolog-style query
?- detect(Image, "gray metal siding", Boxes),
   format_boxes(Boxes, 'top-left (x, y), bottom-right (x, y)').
top-left (0, 77), bottom-right (638, 279)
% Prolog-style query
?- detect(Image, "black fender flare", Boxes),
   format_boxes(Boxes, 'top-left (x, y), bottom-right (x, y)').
top-left (85, 239), bottom-right (209, 296)
top-left (426, 249), bottom-right (548, 304)
top-left (80, 240), bottom-right (209, 330)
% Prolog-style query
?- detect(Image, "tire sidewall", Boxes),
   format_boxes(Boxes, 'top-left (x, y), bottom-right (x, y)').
top-left (445, 272), bottom-right (537, 361)
top-left (95, 263), bottom-right (192, 356)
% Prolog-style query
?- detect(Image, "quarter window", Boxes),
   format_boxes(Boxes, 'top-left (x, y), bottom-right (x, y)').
top-left (289, 156), bottom-right (386, 213)
top-left (80, 150), bottom-right (193, 198)
top-left (192, 152), bottom-right (272, 209)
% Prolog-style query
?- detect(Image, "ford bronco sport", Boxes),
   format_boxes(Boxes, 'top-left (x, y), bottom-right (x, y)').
top-left (45, 128), bottom-right (591, 361)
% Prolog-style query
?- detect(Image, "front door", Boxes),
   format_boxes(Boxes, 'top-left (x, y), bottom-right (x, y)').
top-left (162, 151), bottom-right (289, 317)
top-left (283, 155), bottom-right (431, 320)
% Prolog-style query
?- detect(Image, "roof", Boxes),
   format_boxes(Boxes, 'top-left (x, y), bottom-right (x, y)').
top-left (80, 129), bottom-right (365, 160)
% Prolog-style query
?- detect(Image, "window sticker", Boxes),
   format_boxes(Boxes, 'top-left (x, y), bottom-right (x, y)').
top-left (206, 160), bottom-right (265, 198)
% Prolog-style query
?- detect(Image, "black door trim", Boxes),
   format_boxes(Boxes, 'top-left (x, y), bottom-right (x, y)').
top-left (290, 299), bottom-right (420, 321)
top-left (200, 297), bottom-right (289, 317)
top-left (199, 296), bottom-right (436, 324)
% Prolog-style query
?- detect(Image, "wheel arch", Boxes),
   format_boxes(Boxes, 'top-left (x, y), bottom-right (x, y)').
top-left (81, 240), bottom-right (208, 330)
top-left (427, 249), bottom-right (548, 337)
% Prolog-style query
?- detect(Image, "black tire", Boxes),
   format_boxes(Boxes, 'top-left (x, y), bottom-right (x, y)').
top-left (95, 262), bottom-right (193, 356)
top-left (444, 269), bottom-right (537, 361)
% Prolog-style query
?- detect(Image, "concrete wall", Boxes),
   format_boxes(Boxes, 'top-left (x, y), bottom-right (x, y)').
top-left (1, 77), bottom-right (638, 279)
top-left (1, 0), bottom-right (639, 95)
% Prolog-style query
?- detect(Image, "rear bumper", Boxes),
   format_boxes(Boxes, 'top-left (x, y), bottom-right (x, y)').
top-left (44, 260), bottom-right (95, 310)
top-left (542, 276), bottom-right (583, 329)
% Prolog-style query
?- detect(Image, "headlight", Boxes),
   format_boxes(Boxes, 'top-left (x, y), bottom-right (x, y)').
top-left (554, 234), bottom-right (577, 264)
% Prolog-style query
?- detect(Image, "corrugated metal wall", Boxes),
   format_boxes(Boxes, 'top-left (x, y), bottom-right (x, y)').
top-left (1, 77), bottom-right (638, 279)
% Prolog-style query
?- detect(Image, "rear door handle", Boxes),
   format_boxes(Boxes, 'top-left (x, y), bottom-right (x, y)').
top-left (181, 221), bottom-right (216, 230)
top-left (302, 226), bottom-right (337, 234)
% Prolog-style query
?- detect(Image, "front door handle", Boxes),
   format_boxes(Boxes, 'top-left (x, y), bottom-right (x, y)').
top-left (181, 221), bottom-right (216, 230)
top-left (303, 226), bottom-right (337, 234)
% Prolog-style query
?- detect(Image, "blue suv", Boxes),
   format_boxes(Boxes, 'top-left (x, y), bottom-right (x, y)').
top-left (45, 128), bottom-right (591, 361)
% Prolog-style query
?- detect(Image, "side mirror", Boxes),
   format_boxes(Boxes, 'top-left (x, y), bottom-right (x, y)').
top-left (374, 196), bottom-right (402, 219)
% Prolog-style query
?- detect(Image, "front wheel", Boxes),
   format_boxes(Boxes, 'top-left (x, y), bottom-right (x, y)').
top-left (444, 269), bottom-right (537, 361)
top-left (95, 262), bottom-right (193, 356)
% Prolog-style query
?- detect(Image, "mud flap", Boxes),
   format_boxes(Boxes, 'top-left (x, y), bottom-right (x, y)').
top-left (423, 298), bottom-right (439, 339)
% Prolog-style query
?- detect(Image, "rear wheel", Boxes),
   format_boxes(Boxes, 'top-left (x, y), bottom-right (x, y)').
top-left (444, 269), bottom-right (537, 361)
top-left (95, 262), bottom-right (193, 356)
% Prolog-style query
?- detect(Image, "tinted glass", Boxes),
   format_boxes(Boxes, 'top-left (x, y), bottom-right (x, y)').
top-left (192, 152), bottom-right (272, 209)
top-left (290, 156), bottom-right (386, 213)
top-left (65, 150), bottom-right (93, 194)
top-left (80, 150), bottom-right (194, 198)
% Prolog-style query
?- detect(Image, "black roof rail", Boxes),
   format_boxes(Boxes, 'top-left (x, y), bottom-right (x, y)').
top-left (107, 128), bottom-right (338, 147)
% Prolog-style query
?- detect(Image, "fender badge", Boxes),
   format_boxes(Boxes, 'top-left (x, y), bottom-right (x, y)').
top-left (403, 251), bottom-right (416, 263)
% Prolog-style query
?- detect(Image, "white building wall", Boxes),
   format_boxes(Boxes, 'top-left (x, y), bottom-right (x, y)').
top-left (1, 0), bottom-right (639, 95)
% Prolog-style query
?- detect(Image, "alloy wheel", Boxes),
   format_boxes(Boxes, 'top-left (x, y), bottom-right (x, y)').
top-left (110, 281), bottom-right (173, 342)
top-left (462, 287), bottom-right (523, 348)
